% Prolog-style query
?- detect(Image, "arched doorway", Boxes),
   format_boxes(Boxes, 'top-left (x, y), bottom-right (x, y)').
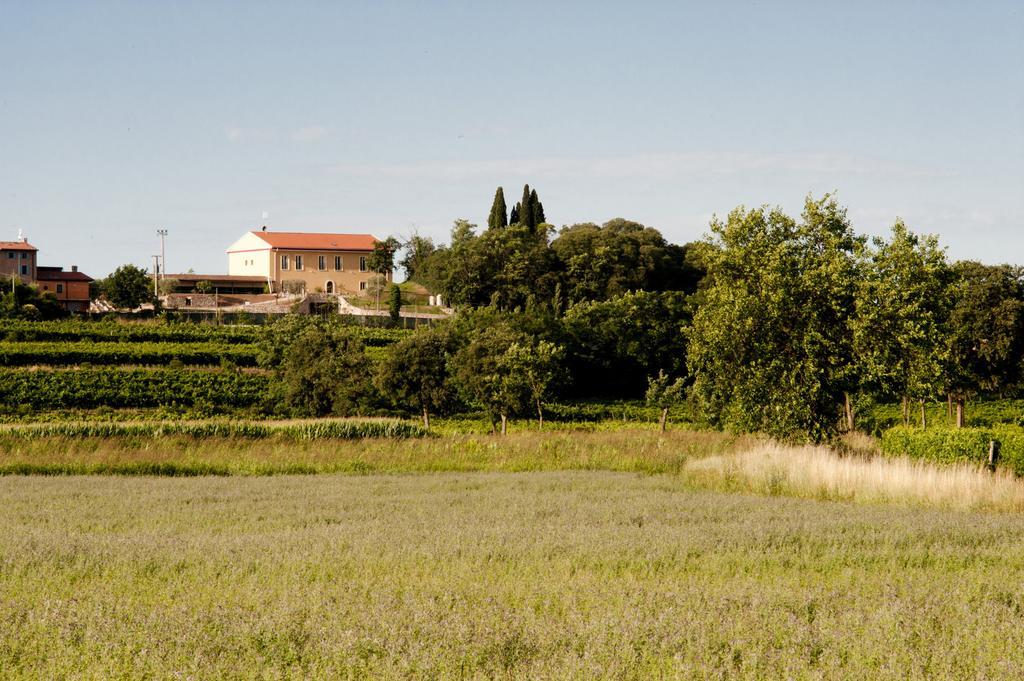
top-left (326, 281), bottom-right (335, 294)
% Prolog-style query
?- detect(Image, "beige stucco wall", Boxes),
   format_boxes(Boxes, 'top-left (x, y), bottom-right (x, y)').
top-left (274, 250), bottom-right (381, 294)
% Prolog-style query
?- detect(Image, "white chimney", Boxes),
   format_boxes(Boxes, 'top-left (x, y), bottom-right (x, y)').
top-left (17, 228), bottom-right (25, 242)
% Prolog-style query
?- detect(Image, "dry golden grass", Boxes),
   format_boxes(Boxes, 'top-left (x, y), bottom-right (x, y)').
top-left (687, 441), bottom-right (1024, 511)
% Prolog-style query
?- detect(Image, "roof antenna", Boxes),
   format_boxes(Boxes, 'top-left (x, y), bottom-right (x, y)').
top-left (261, 211), bottom-right (269, 232)
top-left (17, 227), bottom-right (24, 242)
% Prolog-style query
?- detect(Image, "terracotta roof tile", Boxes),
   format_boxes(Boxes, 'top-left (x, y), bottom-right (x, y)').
top-left (0, 241), bottom-right (38, 252)
top-left (245, 231), bottom-right (379, 252)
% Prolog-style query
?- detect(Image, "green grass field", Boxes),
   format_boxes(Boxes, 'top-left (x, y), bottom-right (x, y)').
top-left (3, 471), bottom-right (1024, 678)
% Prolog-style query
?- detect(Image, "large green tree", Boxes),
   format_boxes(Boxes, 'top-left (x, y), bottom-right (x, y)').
top-left (366, 237), bottom-right (401, 276)
top-left (430, 221), bottom-right (560, 310)
top-left (376, 326), bottom-right (457, 429)
top-left (687, 195), bottom-right (861, 442)
top-left (103, 264), bottom-right (153, 310)
top-left (563, 291), bottom-right (690, 397)
top-left (275, 322), bottom-right (376, 417)
top-left (944, 261), bottom-right (1024, 425)
top-left (451, 325), bottom-right (532, 434)
top-left (551, 219), bottom-right (702, 303)
top-left (851, 221), bottom-right (950, 428)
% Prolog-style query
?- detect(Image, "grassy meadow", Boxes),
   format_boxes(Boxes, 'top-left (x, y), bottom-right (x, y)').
top-left (4, 471), bottom-right (1024, 678)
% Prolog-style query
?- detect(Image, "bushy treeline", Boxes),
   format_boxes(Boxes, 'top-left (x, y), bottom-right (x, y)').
top-left (258, 302), bottom-right (690, 431)
top-left (401, 185), bottom-right (704, 310)
top-left (686, 194), bottom-right (1024, 441)
top-left (393, 188), bottom-right (1024, 441)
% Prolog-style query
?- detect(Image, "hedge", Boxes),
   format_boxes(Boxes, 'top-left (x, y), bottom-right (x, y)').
top-left (881, 426), bottom-right (1024, 476)
top-left (0, 341), bottom-right (259, 367)
top-left (0, 419), bottom-right (426, 440)
top-left (0, 368), bottom-right (269, 409)
top-left (0, 319), bottom-right (411, 347)
top-left (0, 320), bottom-right (261, 344)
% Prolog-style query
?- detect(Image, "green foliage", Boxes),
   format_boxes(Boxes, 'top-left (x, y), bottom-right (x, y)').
top-left (0, 341), bottom-right (258, 367)
top-left (687, 195), bottom-right (862, 442)
top-left (945, 261), bottom-right (1024, 396)
top-left (0, 278), bottom-right (66, 320)
top-left (881, 425), bottom-right (1024, 475)
top-left (563, 291), bottom-right (690, 397)
top-left (0, 367), bottom-right (267, 409)
top-left (503, 339), bottom-right (564, 423)
top-left (388, 284), bottom-right (402, 322)
top-left (366, 237), bottom-right (400, 275)
top-left (103, 264), bottom-right (153, 309)
top-left (430, 221), bottom-right (560, 310)
top-left (451, 325), bottom-right (532, 432)
top-left (0, 318), bottom-right (262, 344)
top-left (852, 221), bottom-right (950, 402)
top-left (551, 219), bottom-right (702, 304)
top-left (0, 419), bottom-right (426, 441)
top-left (511, 184), bottom-right (545, 232)
top-left (487, 186), bottom-right (508, 230)
top-left (276, 324), bottom-right (377, 417)
top-left (398, 234), bottom-right (437, 283)
top-left (194, 280), bottom-right (214, 293)
top-left (646, 370), bottom-right (686, 430)
top-left (376, 326), bottom-right (458, 427)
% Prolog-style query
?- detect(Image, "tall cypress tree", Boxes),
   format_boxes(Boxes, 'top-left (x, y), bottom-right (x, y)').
top-left (509, 203), bottom-right (520, 225)
top-left (487, 187), bottom-right (508, 230)
top-left (529, 188), bottom-right (545, 227)
top-left (519, 184), bottom-right (533, 229)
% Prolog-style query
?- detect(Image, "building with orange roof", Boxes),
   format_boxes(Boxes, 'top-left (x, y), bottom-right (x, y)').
top-left (0, 235), bottom-right (38, 283)
top-left (225, 228), bottom-right (386, 295)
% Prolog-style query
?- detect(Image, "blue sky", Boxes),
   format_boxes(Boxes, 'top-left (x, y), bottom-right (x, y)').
top-left (1, 1), bottom-right (1022, 277)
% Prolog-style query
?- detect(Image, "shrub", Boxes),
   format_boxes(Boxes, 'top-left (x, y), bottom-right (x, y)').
top-left (881, 426), bottom-right (1024, 476)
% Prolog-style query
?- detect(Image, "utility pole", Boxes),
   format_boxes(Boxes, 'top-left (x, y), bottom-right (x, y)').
top-left (152, 255), bottom-right (161, 298)
top-left (156, 229), bottom-right (168, 281)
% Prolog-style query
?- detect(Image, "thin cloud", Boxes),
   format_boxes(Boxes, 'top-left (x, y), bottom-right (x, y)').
top-left (327, 152), bottom-right (953, 181)
top-left (291, 126), bottom-right (332, 143)
top-left (225, 127), bottom-right (272, 143)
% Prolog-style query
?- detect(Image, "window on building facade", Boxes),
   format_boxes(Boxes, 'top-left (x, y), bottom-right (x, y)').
top-left (21, 265), bottom-right (27, 275)
top-left (359, 256), bottom-right (367, 272)
top-left (318, 255), bottom-right (326, 270)
top-left (6, 252), bottom-right (13, 259)
top-left (281, 255), bottom-right (289, 270)
top-left (21, 253), bottom-right (27, 260)
top-left (295, 255), bottom-right (303, 270)
top-left (359, 281), bottom-right (367, 291)
top-left (334, 256), bottom-right (342, 271)
top-left (57, 284), bottom-right (63, 293)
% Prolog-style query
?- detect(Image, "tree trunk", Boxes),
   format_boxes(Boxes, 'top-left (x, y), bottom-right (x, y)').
top-left (660, 407), bottom-right (668, 432)
top-left (955, 396), bottom-right (965, 429)
top-left (901, 396), bottom-right (909, 427)
top-left (919, 400), bottom-right (926, 429)
top-left (844, 392), bottom-right (855, 432)
top-left (536, 400), bottom-right (544, 430)
top-left (422, 405), bottom-right (430, 431)
top-left (947, 393), bottom-right (953, 421)
top-left (488, 414), bottom-right (498, 435)
top-left (500, 413), bottom-right (507, 436)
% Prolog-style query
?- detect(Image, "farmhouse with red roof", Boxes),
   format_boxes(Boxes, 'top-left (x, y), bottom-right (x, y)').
top-left (226, 228), bottom-right (385, 295)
